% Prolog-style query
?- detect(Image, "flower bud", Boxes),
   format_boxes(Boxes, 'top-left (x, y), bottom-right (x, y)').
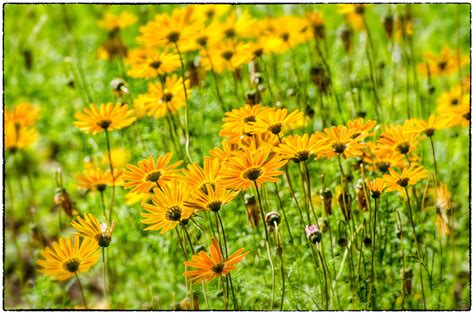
top-left (400, 268), bottom-right (413, 295)
top-left (340, 27), bottom-right (353, 53)
top-left (265, 211), bottom-right (281, 227)
top-left (356, 183), bottom-right (368, 211)
top-left (305, 224), bottom-right (322, 244)
top-left (363, 237), bottom-right (372, 247)
top-left (111, 77), bottom-right (129, 97)
top-left (338, 237), bottom-right (347, 248)
top-left (310, 65), bottom-right (331, 93)
top-left (318, 217), bottom-right (329, 233)
top-left (383, 15), bottom-right (394, 38)
top-left (245, 194), bottom-right (259, 228)
top-left (338, 192), bottom-right (352, 221)
top-left (320, 188), bottom-right (333, 215)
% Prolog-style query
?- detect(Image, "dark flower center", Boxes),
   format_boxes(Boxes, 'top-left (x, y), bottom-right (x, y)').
top-left (332, 143), bottom-right (346, 154)
top-left (150, 61), bottom-right (162, 69)
top-left (437, 61), bottom-right (447, 70)
top-left (281, 33), bottom-right (289, 42)
top-left (243, 115), bottom-right (256, 123)
top-left (97, 120), bottom-right (112, 129)
top-left (197, 36), bottom-right (208, 47)
top-left (163, 93), bottom-right (173, 102)
top-left (206, 10), bottom-right (215, 19)
top-left (243, 167), bottom-right (263, 181)
top-left (355, 5), bottom-right (365, 14)
top-left (166, 206), bottom-right (182, 221)
top-left (208, 200), bottom-right (223, 212)
top-left (294, 150), bottom-right (310, 163)
top-left (424, 128), bottom-right (435, 137)
top-left (222, 51), bottom-right (234, 61)
top-left (268, 123), bottom-right (282, 135)
top-left (396, 143), bottom-right (410, 154)
top-left (451, 98), bottom-right (459, 105)
top-left (370, 191), bottom-right (381, 199)
top-left (96, 184), bottom-right (107, 192)
top-left (211, 263), bottom-right (225, 274)
top-left (463, 113), bottom-right (470, 121)
top-left (97, 235), bottom-right (112, 247)
top-left (377, 162), bottom-right (390, 173)
top-left (254, 48), bottom-right (264, 58)
top-left (224, 29), bottom-right (235, 38)
top-left (146, 171), bottom-right (162, 183)
top-left (167, 31), bottom-right (180, 43)
top-left (64, 258), bottom-right (80, 273)
top-left (396, 177), bottom-right (410, 187)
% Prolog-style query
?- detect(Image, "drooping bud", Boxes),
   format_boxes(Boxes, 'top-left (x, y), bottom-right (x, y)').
top-left (400, 268), bottom-right (413, 295)
top-left (245, 194), bottom-right (259, 228)
top-left (320, 188), bottom-right (333, 215)
top-left (318, 217), bottom-right (329, 233)
top-left (338, 237), bottom-right (347, 248)
top-left (310, 64), bottom-right (331, 93)
top-left (111, 77), bottom-right (129, 97)
top-left (338, 192), bottom-right (352, 221)
top-left (265, 211), bottom-right (281, 227)
top-left (383, 15), bottom-right (394, 38)
top-left (340, 27), bottom-right (353, 53)
top-left (54, 187), bottom-right (76, 217)
top-left (356, 182), bottom-right (368, 211)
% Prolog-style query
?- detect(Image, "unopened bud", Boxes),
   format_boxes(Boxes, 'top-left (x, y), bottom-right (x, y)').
top-left (320, 188), bottom-right (333, 215)
top-left (265, 211), bottom-right (281, 226)
top-left (305, 224), bottom-right (322, 244)
top-left (338, 192), bottom-right (352, 221)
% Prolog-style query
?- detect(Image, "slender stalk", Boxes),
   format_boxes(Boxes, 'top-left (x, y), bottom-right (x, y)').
top-left (303, 161), bottom-right (318, 221)
top-left (182, 225), bottom-right (196, 310)
top-left (174, 42), bottom-right (192, 163)
top-left (102, 248), bottom-right (109, 308)
top-left (254, 182), bottom-right (275, 309)
top-left (99, 190), bottom-right (107, 220)
top-left (74, 273), bottom-right (88, 309)
top-left (369, 197), bottom-right (378, 309)
top-left (317, 245), bottom-right (329, 310)
top-left (396, 210), bottom-right (407, 310)
top-left (273, 222), bottom-right (285, 310)
top-left (273, 183), bottom-right (294, 243)
top-left (404, 187), bottom-right (427, 309)
top-left (104, 129), bottom-right (115, 223)
top-left (216, 212), bottom-right (238, 310)
top-left (429, 137), bottom-right (439, 182)
top-left (202, 282), bottom-right (210, 310)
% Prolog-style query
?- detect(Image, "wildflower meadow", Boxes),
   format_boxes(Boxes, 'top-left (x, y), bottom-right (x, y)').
top-left (3, 3), bottom-right (471, 310)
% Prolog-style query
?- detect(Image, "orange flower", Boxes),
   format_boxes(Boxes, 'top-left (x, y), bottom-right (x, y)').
top-left (316, 126), bottom-right (365, 160)
top-left (220, 104), bottom-right (273, 137)
top-left (383, 165), bottom-right (428, 192)
top-left (365, 178), bottom-right (386, 199)
top-left (183, 238), bottom-right (248, 283)
top-left (123, 153), bottom-right (183, 194)
top-left (74, 103), bottom-right (136, 135)
top-left (220, 145), bottom-right (287, 190)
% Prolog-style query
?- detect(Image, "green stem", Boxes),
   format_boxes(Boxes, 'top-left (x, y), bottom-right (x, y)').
top-left (254, 181), bottom-right (275, 310)
top-left (74, 273), bottom-right (88, 309)
top-left (174, 42), bottom-right (192, 163)
top-left (104, 129), bottom-right (115, 224)
top-left (404, 187), bottom-right (427, 309)
top-left (102, 248), bottom-right (108, 308)
top-left (396, 210), bottom-right (407, 310)
top-left (216, 212), bottom-right (238, 310)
